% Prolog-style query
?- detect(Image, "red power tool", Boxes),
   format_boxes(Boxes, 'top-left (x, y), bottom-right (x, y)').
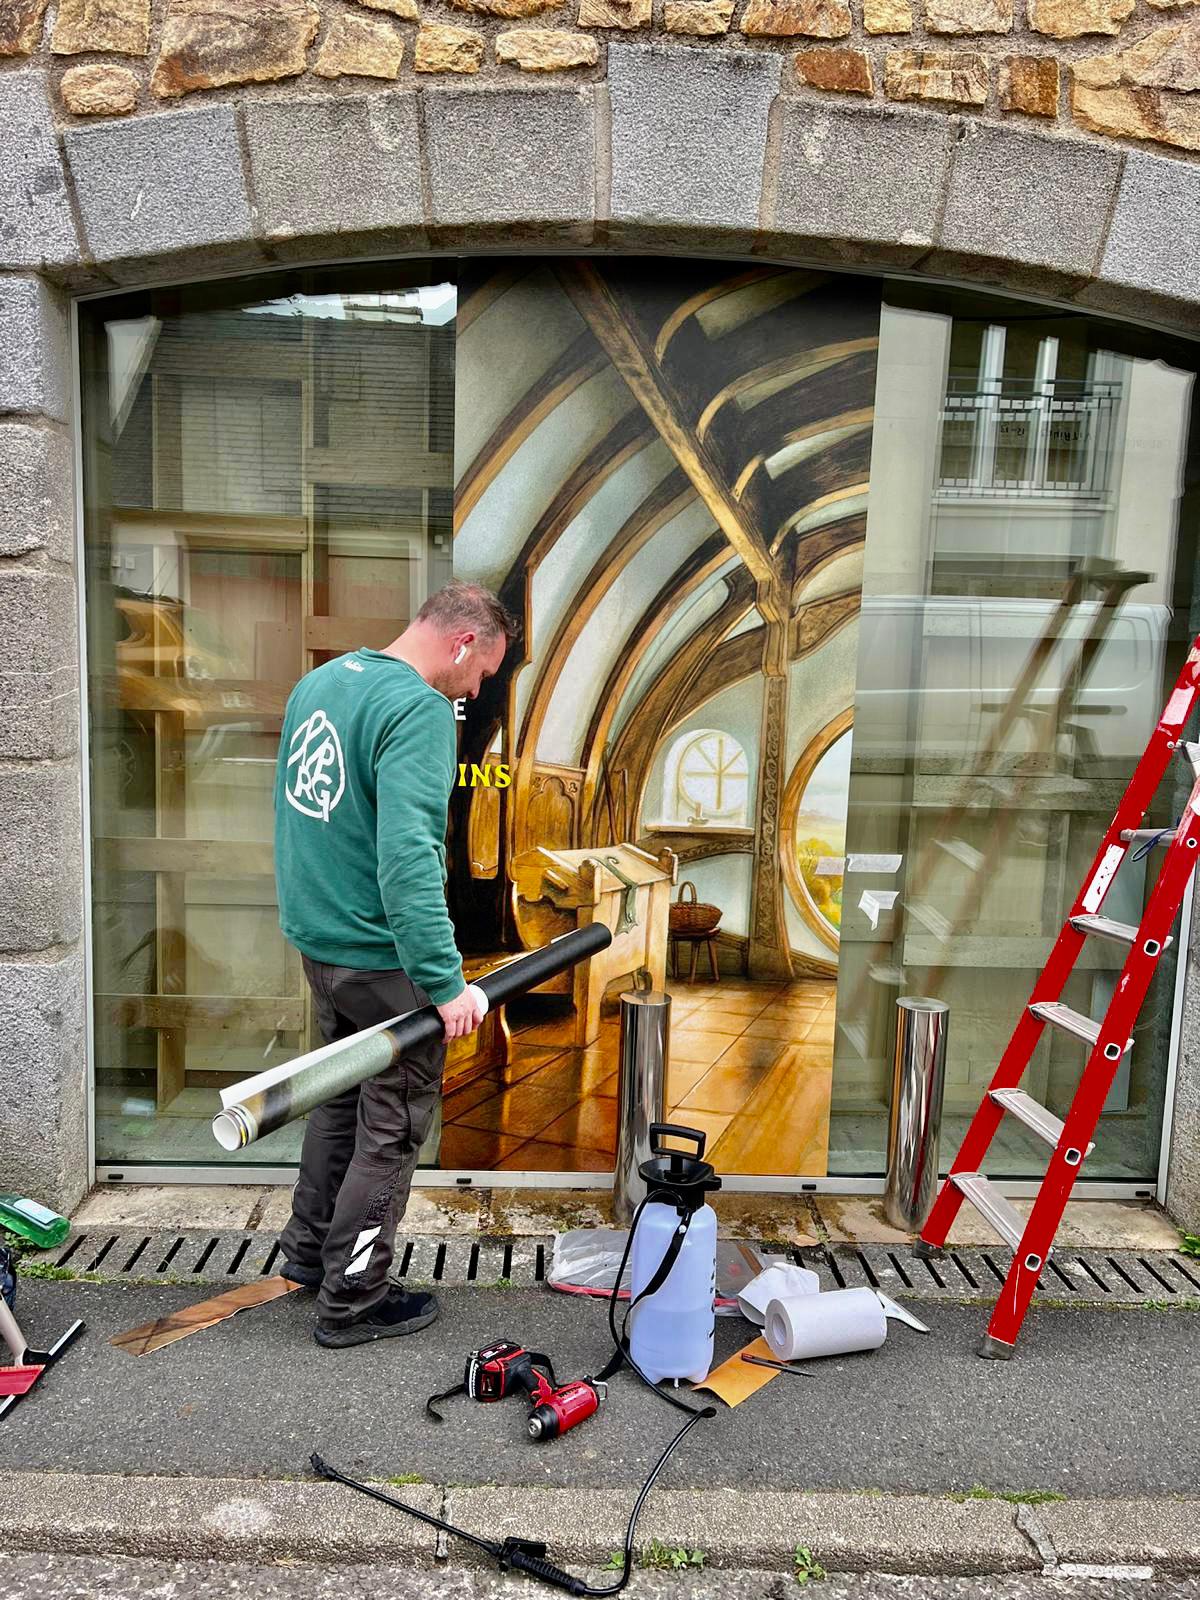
top-left (426, 1339), bottom-right (605, 1442)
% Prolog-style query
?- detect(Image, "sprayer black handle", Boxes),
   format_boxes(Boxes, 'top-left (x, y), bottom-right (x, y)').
top-left (499, 1538), bottom-right (588, 1595)
top-left (649, 1122), bottom-right (706, 1159)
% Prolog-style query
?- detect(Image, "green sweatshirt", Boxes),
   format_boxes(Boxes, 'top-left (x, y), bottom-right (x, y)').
top-left (273, 648), bottom-right (464, 1005)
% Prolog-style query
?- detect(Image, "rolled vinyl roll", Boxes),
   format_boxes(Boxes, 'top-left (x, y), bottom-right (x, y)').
top-left (764, 1287), bottom-right (887, 1361)
top-left (212, 923), bottom-right (613, 1150)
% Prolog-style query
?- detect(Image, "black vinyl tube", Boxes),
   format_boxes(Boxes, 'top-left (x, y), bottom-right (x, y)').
top-left (382, 923), bottom-right (614, 1059)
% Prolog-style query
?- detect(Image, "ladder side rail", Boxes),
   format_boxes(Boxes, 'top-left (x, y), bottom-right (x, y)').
top-left (985, 785), bottom-right (1200, 1352)
top-left (919, 637), bottom-right (1200, 1251)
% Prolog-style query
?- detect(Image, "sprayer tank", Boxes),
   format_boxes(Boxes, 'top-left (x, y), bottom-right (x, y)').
top-left (628, 1200), bottom-right (717, 1385)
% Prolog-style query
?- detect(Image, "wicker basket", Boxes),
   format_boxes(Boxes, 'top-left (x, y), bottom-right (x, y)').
top-left (668, 880), bottom-right (722, 936)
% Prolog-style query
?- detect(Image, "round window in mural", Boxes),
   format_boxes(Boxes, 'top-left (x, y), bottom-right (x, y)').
top-left (673, 730), bottom-right (750, 826)
top-left (781, 713), bottom-right (853, 950)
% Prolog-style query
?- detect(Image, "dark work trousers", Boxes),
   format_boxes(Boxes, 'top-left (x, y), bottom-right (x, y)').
top-left (280, 957), bottom-right (444, 1326)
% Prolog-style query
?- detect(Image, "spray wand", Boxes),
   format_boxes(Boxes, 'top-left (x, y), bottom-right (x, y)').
top-left (311, 1192), bottom-right (717, 1596)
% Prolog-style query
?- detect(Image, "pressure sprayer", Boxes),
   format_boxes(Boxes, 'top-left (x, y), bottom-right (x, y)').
top-left (313, 1122), bottom-right (722, 1595)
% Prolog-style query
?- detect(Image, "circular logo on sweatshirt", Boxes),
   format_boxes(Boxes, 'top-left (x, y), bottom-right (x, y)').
top-left (285, 709), bottom-right (346, 822)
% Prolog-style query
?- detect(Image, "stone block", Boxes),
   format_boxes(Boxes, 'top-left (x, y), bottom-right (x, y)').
top-left (244, 95), bottom-right (424, 258)
top-left (450, 0), bottom-right (564, 13)
top-left (64, 104), bottom-right (261, 279)
top-left (0, 951), bottom-right (88, 1210)
top-left (926, 0), bottom-right (1011, 30)
top-left (1167, 939), bottom-right (1200, 1232)
top-left (0, 424), bottom-right (74, 562)
top-left (940, 121), bottom-right (1122, 275)
top-left (742, 0), bottom-right (851, 33)
top-left (884, 47), bottom-right (988, 101)
top-left (795, 45), bottom-right (873, 90)
top-left (352, 0), bottom-right (417, 15)
top-left (772, 101), bottom-right (950, 249)
top-left (0, 0), bottom-right (48, 55)
top-left (0, 668), bottom-right (79, 760)
top-left (578, 0), bottom-right (650, 24)
top-left (0, 568), bottom-right (77, 675)
top-left (496, 26), bottom-right (599, 64)
top-left (0, 277), bottom-right (71, 421)
top-left (424, 86), bottom-right (594, 239)
top-left (1072, 74), bottom-right (1200, 150)
top-left (609, 44), bottom-right (780, 237)
top-left (1096, 151), bottom-right (1200, 305)
top-left (313, 11), bottom-right (404, 79)
top-left (51, 0), bottom-right (150, 55)
top-left (0, 764), bottom-right (83, 952)
top-left (60, 62), bottom-right (142, 115)
top-left (0, 71), bottom-right (81, 270)
top-left (664, 0), bottom-right (733, 30)
top-left (1029, 0), bottom-right (1133, 35)
top-left (864, 0), bottom-right (912, 28)
top-left (151, 0), bottom-right (317, 97)
top-left (1001, 53), bottom-right (1059, 113)
top-left (415, 21), bottom-right (484, 69)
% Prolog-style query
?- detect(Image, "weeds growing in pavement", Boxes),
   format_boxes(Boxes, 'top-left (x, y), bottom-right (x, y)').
top-left (948, 1485), bottom-right (1065, 1505)
top-left (793, 1545), bottom-right (827, 1584)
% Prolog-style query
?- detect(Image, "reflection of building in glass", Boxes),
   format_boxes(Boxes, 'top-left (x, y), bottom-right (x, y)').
top-left (835, 294), bottom-right (1197, 1185)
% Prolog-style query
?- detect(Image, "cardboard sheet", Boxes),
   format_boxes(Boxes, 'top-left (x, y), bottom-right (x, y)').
top-left (693, 1336), bottom-right (780, 1407)
top-left (111, 1276), bottom-right (303, 1357)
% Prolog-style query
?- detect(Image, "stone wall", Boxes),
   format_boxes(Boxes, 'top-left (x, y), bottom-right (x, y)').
top-left (0, 273), bottom-right (88, 1210)
top-left (1, 0), bottom-right (1199, 154)
top-left (1, 0), bottom-right (1199, 1214)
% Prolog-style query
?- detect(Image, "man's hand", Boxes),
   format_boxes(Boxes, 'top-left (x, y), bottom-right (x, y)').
top-left (437, 986), bottom-right (484, 1041)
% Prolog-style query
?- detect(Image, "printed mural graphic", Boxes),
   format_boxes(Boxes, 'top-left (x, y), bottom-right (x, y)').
top-left (439, 261), bottom-right (882, 1177)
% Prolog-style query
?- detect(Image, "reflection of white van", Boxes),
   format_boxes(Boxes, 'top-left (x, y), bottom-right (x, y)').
top-left (854, 596), bottom-right (1171, 764)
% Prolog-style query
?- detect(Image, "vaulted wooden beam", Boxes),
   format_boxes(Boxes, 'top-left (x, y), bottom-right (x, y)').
top-left (503, 407), bottom-right (655, 584)
top-left (772, 482), bottom-right (870, 555)
top-left (603, 587), bottom-right (858, 852)
top-left (513, 467), bottom-right (698, 778)
top-left (553, 261), bottom-right (783, 619)
top-left (455, 328), bottom-right (605, 531)
top-left (653, 267), bottom-right (789, 363)
top-left (732, 408), bottom-right (874, 502)
top-left (457, 264), bottom-right (532, 336)
top-left (791, 515), bottom-right (867, 600)
top-left (697, 338), bottom-right (878, 446)
top-left (582, 553), bottom-right (755, 838)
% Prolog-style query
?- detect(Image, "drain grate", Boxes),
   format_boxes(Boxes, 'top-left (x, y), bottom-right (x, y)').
top-left (32, 1230), bottom-right (553, 1289)
top-left (798, 1243), bottom-right (1200, 1304)
top-left (23, 1230), bottom-right (1200, 1306)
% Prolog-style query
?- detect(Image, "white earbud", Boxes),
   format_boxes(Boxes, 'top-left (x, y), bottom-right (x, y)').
top-left (454, 644), bottom-right (468, 665)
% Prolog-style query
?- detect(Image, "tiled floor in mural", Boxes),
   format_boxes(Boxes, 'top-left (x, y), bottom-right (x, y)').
top-left (439, 977), bottom-right (837, 1175)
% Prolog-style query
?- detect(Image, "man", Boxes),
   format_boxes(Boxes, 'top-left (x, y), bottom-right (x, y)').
top-left (274, 581), bottom-right (518, 1348)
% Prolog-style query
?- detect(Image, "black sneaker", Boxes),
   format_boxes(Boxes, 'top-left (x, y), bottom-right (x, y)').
top-left (314, 1288), bottom-right (440, 1348)
top-left (281, 1260), bottom-right (323, 1290)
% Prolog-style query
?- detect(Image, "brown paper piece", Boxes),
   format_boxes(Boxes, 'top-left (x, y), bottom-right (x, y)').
top-left (693, 1335), bottom-right (780, 1408)
top-left (111, 1276), bottom-right (303, 1357)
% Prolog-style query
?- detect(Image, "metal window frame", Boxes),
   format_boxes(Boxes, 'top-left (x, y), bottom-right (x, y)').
top-left (70, 263), bottom-right (1188, 1201)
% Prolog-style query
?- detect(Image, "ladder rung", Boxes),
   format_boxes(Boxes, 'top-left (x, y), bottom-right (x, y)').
top-left (936, 837), bottom-right (984, 872)
top-left (1068, 913), bottom-right (1171, 951)
top-left (1179, 742), bottom-right (1200, 779)
top-left (1029, 1001), bottom-right (1133, 1054)
top-left (1119, 828), bottom-right (1176, 846)
top-left (950, 1173), bottom-right (1024, 1252)
top-left (989, 1087), bottom-right (1096, 1156)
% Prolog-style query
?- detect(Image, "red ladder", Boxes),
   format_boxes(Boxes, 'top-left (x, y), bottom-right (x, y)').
top-left (917, 636), bottom-right (1200, 1358)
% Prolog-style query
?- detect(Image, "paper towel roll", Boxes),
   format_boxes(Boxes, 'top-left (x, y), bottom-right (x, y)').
top-left (764, 1287), bottom-right (888, 1361)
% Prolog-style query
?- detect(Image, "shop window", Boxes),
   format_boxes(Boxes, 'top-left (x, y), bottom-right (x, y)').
top-left (663, 729), bottom-right (749, 827)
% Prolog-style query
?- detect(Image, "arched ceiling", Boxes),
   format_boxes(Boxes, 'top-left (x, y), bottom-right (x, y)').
top-left (454, 260), bottom-right (878, 796)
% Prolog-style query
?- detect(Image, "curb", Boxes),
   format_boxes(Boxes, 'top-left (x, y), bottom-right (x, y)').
top-left (1, 1472), bottom-right (1198, 1576)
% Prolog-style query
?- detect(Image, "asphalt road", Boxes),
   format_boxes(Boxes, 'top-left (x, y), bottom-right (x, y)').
top-left (6, 1279), bottom-right (1198, 1497)
top-left (2, 1553), bottom-right (1197, 1600)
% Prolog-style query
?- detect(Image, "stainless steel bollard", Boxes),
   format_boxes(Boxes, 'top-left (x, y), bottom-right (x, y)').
top-left (612, 988), bottom-right (670, 1226)
top-left (884, 997), bottom-right (950, 1232)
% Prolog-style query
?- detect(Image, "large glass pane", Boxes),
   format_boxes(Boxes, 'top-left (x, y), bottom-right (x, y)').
top-left (82, 272), bottom-right (456, 1166)
top-left (831, 287), bottom-right (1199, 1181)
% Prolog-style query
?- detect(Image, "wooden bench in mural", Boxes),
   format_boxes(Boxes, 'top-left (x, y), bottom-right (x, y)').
top-left (509, 843), bottom-right (677, 1046)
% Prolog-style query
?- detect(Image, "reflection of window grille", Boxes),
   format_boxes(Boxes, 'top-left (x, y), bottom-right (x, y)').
top-left (938, 328), bottom-right (1120, 500)
top-left (672, 731), bottom-right (749, 825)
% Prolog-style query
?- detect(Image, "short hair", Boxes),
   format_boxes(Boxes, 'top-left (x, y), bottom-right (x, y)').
top-left (416, 581), bottom-right (521, 645)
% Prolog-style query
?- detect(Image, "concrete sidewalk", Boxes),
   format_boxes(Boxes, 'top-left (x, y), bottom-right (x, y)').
top-left (2, 1273), bottom-right (1198, 1578)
